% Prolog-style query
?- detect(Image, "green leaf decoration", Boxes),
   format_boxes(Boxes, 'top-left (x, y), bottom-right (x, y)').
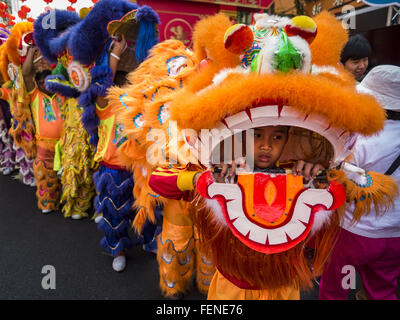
top-left (51, 62), bottom-right (69, 80)
top-left (272, 31), bottom-right (302, 73)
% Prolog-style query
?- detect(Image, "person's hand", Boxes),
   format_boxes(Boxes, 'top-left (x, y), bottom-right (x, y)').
top-left (212, 163), bottom-right (231, 183)
top-left (111, 34), bottom-right (127, 57)
top-left (292, 160), bottom-right (325, 182)
top-left (193, 172), bottom-right (201, 188)
top-left (211, 158), bottom-right (248, 183)
top-left (27, 46), bottom-right (38, 57)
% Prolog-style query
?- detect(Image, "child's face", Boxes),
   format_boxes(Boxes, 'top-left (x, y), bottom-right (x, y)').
top-left (253, 126), bottom-right (289, 169)
top-left (36, 77), bottom-right (52, 96)
top-left (36, 78), bottom-right (46, 93)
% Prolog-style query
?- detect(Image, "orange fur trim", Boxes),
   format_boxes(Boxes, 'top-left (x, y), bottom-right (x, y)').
top-left (310, 11), bottom-right (348, 67)
top-left (328, 169), bottom-right (399, 223)
top-left (0, 43), bottom-right (9, 82)
top-left (192, 13), bottom-right (239, 69)
top-left (169, 72), bottom-right (385, 136)
top-left (187, 14), bottom-right (241, 93)
top-left (6, 22), bottom-right (33, 67)
top-left (108, 40), bottom-right (196, 170)
top-left (108, 40), bottom-right (198, 229)
top-left (156, 218), bottom-right (196, 297)
top-left (195, 236), bottom-right (216, 295)
top-left (308, 210), bottom-right (342, 277)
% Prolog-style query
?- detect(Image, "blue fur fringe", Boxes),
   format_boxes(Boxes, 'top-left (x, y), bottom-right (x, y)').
top-left (94, 165), bottom-right (136, 256)
top-left (79, 45), bottom-right (114, 147)
top-left (136, 20), bottom-right (159, 64)
top-left (45, 75), bottom-right (81, 98)
top-left (33, 9), bottom-right (82, 65)
top-left (134, 204), bottom-right (163, 248)
top-left (98, 216), bottom-right (130, 238)
top-left (93, 170), bottom-right (134, 197)
top-left (100, 236), bottom-right (133, 257)
top-left (135, 5), bottom-right (160, 63)
top-left (67, 0), bottom-right (138, 65)
top-left (93, 166), bottom-right (135, 218)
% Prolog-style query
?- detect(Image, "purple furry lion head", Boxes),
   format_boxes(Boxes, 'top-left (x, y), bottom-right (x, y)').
top-left (33, 9), bottom-right (82, 65)
top-left (67, 0), bottom-right (159, 66)
top-left (33, 0), bottom-right (160, 147)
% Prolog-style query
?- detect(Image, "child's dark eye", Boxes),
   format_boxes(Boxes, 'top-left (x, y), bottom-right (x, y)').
top-left (273, 135), bottom-right (283, 140)
top-left (254, 133), bottom-right (262, 138)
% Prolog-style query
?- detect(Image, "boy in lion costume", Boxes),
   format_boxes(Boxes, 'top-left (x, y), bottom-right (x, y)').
top-left (146, 12), bottom-right (398, 300)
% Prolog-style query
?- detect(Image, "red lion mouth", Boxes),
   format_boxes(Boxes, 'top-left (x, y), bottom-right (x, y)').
top-left (197, 170), bottom-right (345, 254)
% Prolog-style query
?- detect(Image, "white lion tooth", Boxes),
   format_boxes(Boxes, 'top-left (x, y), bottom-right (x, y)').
top-left (295, 189), bottom-right (334, 223)
top-left (248, 225), bottom-right (268, 244)
top-left (232, 217), bottom-right (251, 237)
top-left (283, 219), bottom-right (306, 240)
top-left (266, 228), bottom-right (287, 245)
top-left (224, 111), bottom-right (253, 130)
top-left (226, 198), bottom-right (243, 221)
top-left (292, 200), bottom-right (312, 224)
top-left (250, 105), bottom-right (279, 127)
top-left (208, 183), bottom-right (243, 221)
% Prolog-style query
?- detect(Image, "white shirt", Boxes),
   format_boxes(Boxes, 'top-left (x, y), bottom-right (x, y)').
top-left (341, 120), bottom-right (400, 238)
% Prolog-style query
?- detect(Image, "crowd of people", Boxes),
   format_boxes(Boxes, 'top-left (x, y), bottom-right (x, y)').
top-left (0, 0), bottom-right (398, 300)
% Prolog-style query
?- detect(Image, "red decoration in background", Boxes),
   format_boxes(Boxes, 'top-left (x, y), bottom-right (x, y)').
top-left (7, 13), bottom-right (15, 27)
top-left (67, 6), bottom-right (76, 12)
top-left (0, 1), bottom-right (7, 11)
top-left (43, 0), bottom-right (53, 4)
top-left (92, 0), bottom-right (99, 4)
top-left (68, 0), bottom-right (78, 3)
top-left (18, 5), bottom-right (31, 20)
top-left (21, 5), bottom-right (31, 13)
top-left (18, 10), bottom-right (27, 20)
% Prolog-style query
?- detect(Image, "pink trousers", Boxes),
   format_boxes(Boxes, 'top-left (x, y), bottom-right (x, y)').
top-left (319, 228), bottom-right (400, 300)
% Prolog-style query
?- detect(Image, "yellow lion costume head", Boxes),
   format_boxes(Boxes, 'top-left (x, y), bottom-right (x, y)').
top-left (0, 22), bottom-right (37, 159)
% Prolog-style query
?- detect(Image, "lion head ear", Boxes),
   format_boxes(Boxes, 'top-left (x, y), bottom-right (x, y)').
top-left (224, 24), bottom-right (254, 55)
top-left (284, 16), bottom-right (317, 44)
top-left (310, 11), bottom-right (348, 67)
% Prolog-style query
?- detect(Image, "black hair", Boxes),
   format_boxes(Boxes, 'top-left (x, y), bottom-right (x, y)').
top-left (114, 70), bottom-right (128, 87)
top-left (34, 69), bottom-right (52, 83)
top-left (340, 34), bottom-right (372, 64)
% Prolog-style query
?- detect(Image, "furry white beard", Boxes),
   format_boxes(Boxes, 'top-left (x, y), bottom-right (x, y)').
top-left (310, 210), bottom-right (333, 236)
